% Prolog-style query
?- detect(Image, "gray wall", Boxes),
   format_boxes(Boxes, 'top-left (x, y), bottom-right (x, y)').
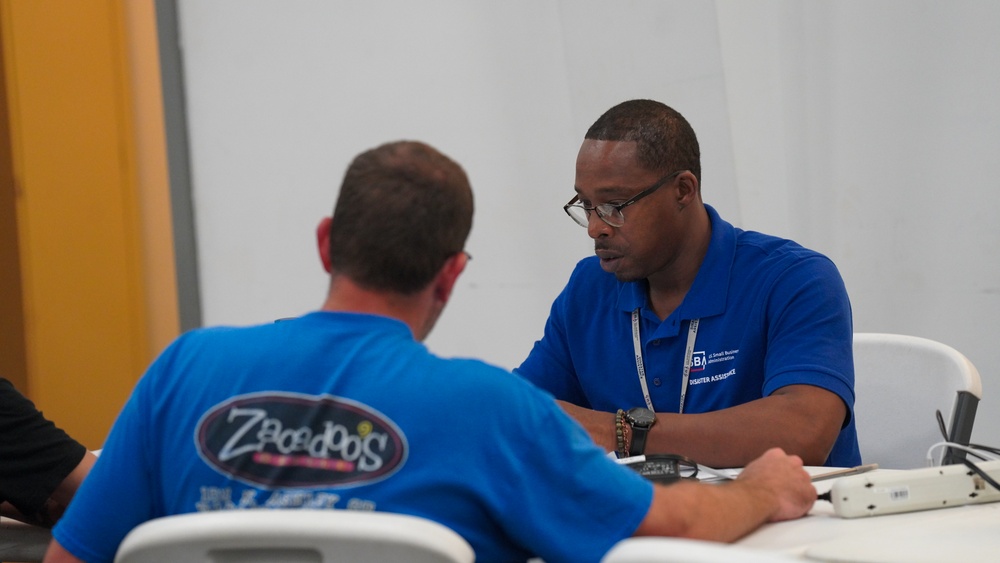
top-left (169, 0), bottom-right (1000, 446)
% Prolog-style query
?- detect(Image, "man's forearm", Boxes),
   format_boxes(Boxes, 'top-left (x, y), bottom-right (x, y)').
top-left (555, 400), bottom-right (618, 450)
top-left (43, 540), bottom-right (86, 563)
top-left (642, 385), bottom-right (844, 467)
top-left (633, 448), bottom-right (816, 541)
top-left (51, 451), bottom-right (97, 507)
top-left (634, 476), bottom-right (787, 541)
top-left (556, 385), bottom-right (845, 467)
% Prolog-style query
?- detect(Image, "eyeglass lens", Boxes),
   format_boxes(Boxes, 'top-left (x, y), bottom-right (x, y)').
top-left (565, 202), bottom-right (624, 228)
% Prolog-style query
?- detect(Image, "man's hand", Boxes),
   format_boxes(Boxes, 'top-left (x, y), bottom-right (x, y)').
top-left (634, 446), bottom-right (814, 542)
top-left (634, 446), bottom-right (815, 542)
top-left (736, 447), bottom-right (815, 522)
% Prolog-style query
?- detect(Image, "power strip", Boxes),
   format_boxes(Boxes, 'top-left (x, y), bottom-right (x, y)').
top-left (830, 459), bottom-right (1000, 518)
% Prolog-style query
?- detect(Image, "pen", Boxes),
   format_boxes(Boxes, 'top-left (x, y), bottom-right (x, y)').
top-left (810, 463), bottom-right (879, 482)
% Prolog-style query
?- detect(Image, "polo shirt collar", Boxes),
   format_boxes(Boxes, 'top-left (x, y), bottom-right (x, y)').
top-left (617, 204), bottom-right (735, 322)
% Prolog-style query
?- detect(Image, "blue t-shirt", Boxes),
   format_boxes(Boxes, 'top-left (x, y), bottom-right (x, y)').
top-left (516, 205), bottom-right (860, 467)
top-left (53, 312), bottom-right (653, 563)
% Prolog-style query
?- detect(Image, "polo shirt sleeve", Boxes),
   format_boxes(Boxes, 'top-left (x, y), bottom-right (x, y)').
top-left (760, 254), bottom-right (855, 422)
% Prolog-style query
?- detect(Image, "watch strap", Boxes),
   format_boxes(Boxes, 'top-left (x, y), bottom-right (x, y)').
top-left (625, 408), bottom-right (656, 456)
top-left (630, 422), bottom-right (650, 456)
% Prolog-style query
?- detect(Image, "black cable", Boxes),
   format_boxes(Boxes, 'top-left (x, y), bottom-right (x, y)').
top-left (968, 443), bottom-right (1000, 457)
top-left (962, 458), bottom-right (1000, 493)
top-left (935, 409), bottom-right (948, 441)
top-left (960, 449), bottom-right (992, 462)
top-left (934, 409), bottom-right (999, 463)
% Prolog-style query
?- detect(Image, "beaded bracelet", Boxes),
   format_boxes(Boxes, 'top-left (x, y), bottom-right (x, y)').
top-left (622, 417), bottom-right (633, 457)
top-left (615, 409), bottom-right (626, 457)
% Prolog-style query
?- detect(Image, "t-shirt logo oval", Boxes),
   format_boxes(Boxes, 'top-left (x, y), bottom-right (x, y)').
top-left (196, 392), bottom-right (407, 488)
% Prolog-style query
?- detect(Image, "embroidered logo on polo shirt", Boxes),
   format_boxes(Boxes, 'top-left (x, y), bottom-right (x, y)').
top-left (707, 348), bottom-right (739, 366)
top-left (195, 392), bottom-right (407, 489)
top-left (691, 350), bottom-right (706, 372)
top-left (688, 349), bottom-right (741, 386)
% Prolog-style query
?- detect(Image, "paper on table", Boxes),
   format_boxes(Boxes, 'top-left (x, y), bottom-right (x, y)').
top-left (697, 465), bottom-right (740, 481)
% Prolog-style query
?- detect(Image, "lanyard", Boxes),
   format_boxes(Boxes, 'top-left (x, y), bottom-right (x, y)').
top-left (631, 309), bottom-right (700, 414)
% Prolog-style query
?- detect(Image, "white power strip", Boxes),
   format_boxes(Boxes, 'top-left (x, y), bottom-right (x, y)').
top-left (830, 459), bottom-right (1000, 518)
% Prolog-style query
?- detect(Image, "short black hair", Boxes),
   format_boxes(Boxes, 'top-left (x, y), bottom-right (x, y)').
top-left (586, 99), bottom-right (701, 183)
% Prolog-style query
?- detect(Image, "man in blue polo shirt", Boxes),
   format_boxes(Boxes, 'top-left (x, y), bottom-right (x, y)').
top-left (516, 100), bottom-right (860, 468)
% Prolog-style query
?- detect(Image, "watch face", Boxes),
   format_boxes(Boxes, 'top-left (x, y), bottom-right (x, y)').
top-left (627, 407), bottom-right (656, 426)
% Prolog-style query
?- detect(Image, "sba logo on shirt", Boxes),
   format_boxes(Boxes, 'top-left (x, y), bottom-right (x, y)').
top-left (691, 351), bottom-right (706, 372)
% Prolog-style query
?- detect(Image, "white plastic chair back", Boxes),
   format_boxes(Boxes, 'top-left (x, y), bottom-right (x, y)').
top-left (113, 509), bottom-right (474, 563)
top-left (853, 332), bottom-right (982, 469)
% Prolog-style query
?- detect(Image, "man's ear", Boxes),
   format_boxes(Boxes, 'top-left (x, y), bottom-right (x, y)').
top-left (676, 171), bottom-right (700, 206)
top-left (316, 217), bottom-right (333, 273)
top-left (433, 252), bottom-right (468, 304)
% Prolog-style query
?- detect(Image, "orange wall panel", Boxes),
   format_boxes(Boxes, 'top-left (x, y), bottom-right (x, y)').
top-left (1, 0), bottom-right (175, 448)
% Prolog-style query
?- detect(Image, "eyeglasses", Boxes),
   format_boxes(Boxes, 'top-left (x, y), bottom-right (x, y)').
top-left (563, 170), bottom-right (685, 228)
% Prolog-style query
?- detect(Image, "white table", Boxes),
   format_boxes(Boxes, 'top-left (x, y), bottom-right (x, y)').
top-left (5, 468), bottom-right (999, 563)
top-left (735, 468), bottom-right (1000, 562)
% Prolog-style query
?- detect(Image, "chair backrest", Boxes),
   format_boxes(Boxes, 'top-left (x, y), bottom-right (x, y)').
top-left (853, 332), bottom-right (982, 469)
top-left (113, 509), bottom-right (475, 563)
top-left (601, 537), bottom-right (802, 562)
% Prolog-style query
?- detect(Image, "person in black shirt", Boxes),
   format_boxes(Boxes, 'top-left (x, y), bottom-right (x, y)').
top-left (1, 378), bottom-right (95, 527)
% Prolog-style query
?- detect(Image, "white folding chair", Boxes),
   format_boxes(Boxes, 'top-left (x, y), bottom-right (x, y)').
top-left (601, 537), bottom-right (802, 562)
top-left (853, 332), bottom-right (983, 469)
top-left (113, 509), bottom-right (474, 563)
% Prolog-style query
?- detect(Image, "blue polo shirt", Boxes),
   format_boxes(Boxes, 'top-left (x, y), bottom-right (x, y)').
top-left (516, 205), bottom-right (860, 467)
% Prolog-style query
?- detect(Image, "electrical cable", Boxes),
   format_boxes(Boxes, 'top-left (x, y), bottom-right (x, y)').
top-left (932, 409), bottom-right (1000, 461)
top-left (966, 443), bottom-right (1000, 457)
top-left (935, 409), bottom-right (948, 442)
top-left (962, 458), bottom-right (1000, 493)
top-left (929, 408), bottom-right (999, 465)
top-left (926, 441), bottom-right (999, 465)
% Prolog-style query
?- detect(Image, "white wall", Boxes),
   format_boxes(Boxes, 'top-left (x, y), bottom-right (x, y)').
top-left (175, 0), bottom-right (1000, 445)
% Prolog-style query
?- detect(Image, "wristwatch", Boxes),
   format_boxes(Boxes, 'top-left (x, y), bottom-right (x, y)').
top-left (625, 407), bottom-right (656, 456)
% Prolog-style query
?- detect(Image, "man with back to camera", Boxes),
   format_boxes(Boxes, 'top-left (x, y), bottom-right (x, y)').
top-left (44, 140), bottom-right (815, 563)
top-left (515, 99), bottom-right (860, 469)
